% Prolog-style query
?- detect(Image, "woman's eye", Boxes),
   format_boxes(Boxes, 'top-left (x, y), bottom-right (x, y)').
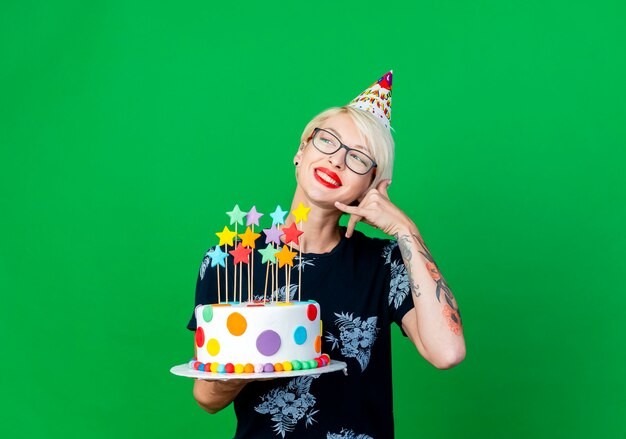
top-left (350, 153), bottom-right (366, 164)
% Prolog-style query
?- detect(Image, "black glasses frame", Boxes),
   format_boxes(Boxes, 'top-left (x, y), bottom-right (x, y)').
top-left (310, 128), bottom-right (378, 175)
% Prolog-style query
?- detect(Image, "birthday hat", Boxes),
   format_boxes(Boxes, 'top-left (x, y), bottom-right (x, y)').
top-left (348, 70), bottom-right (393, 130)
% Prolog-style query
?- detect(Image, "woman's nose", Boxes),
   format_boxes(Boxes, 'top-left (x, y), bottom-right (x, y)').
top-left (328, 147), bottom-right (346, 169)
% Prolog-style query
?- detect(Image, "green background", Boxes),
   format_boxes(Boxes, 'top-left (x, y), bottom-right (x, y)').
top-left (1, 1), bottom-right (625, 438)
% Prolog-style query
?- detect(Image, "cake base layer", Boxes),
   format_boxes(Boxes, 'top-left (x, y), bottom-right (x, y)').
top-left (194, 300), bottom-right (323, 367)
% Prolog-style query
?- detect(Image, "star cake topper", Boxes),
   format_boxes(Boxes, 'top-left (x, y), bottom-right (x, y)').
top-left (216, 226), bottom-right (237, 246)
top-left (292, 202), bottom-right (311, 223)
top-left (207, 245), bottom-right (228, 268)
top-left (263, 225), bottom-right (284, 246)
top-left (239, 227), bottom-right (261, 248)
top-left (275, 245), bottom-right (297, 268)
top-left (282, 222), bottom-right (304, 246)
top-left (226, 205), bottom-right (247, 226)
top-left (269, 205), bottom-right (288, 225)
top-left (258, 245), bottom-right (279, 264)
top-left (229, 243), bottom-right (252, 265)
top-left (246, 206), bottom-right (264, 227)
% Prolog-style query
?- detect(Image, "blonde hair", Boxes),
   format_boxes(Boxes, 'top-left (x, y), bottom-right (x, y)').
top-left (300, 106), bottom-right (394, 190)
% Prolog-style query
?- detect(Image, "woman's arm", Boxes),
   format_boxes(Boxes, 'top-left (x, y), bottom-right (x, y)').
top-left (394, 225), bottom-right (466, 369)
top-left (193, 379), bottom-right (247, 414)
top-left (335, 179), bottom-right (466, 369)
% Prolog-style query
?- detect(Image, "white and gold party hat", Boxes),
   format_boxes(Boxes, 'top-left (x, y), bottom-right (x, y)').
top-left (348, 70), bottom-right (393, 130)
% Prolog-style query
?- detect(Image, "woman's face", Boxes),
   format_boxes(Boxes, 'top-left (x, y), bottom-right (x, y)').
top-left (294, 113), bottom-right (375, 208)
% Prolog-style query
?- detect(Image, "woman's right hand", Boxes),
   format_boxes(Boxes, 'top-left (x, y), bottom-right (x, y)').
top-left (193, 377), bottom-right (275, 414)
top-left (193, 378), bottom-right (248, 414)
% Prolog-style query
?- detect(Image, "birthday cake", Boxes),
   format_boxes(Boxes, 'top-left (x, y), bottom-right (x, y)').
top-left (188, 203), bottom-right (331, 374)
top-left (191, 300), bottom-right (329, 374)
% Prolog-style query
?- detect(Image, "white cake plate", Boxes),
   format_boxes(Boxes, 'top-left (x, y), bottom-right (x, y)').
top-left (170, 360), bottom-right (348, 381)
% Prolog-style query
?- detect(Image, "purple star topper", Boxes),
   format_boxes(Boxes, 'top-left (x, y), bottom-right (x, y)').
top-left (262, 225), bottom-right (284, 245)
top-left (246, 206), bottom-right (264, 227)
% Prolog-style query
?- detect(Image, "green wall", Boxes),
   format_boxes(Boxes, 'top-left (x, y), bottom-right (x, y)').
top-left (1, 1), bottom-right (624, 438)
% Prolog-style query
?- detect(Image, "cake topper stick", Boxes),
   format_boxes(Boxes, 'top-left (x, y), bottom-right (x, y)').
top-left (230, 243), bottom-right (252, 303)
top-left (216, 263), bottom-right (221, 303)
top-left (276, 245), bottom-right (297, 302)
top-left (227, 205), bottom-right (247, 303)
top-left (240, 225), bottom-right (261, 302)
top-left (216, 226), bottom-right (237, 302)
top-left (259, 244), bottom-right (278, 302)
top-left (232, 257), bottom-right (236, 303)
top-left (264, 261), bottom-right (270, 301)
top-left (269, 206), bottom-right (288, 303)
top-left (272, 246), bottom-right (280, 303)
top-left (231, 249), bottom-right (235, 302)
top-left (286, 266), bottom-right (290, 303)
top-left (247, 244), bottom-right (251, 301)
top-left (271, 261), bottom-right (275, 303)
top-left (208, 246), bottom-right (228, 303)
top-left (276, 258), bottom-right (279, 302)
top-left (273, 255), bottom-right (278, 303)
top-left (288, 239), bottom-right (293, 302)
top-left (233, 233), bottom-right (237, 302)
top-left (286, 250), bottom-right (292, 303)
top-left (274, 236), bottom-right (279, 303)
top-left (292, 203), bottom-right (311, 301)
top-left (261, 224), bottom-right (282, 302)
top-left (246, 206), bottom-right (264, 302)
top-left (282, 220), bottom-right (304, 302)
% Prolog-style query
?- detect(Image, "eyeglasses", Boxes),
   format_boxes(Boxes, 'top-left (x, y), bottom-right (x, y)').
top-left (310, 128), bottom-right (377, 175)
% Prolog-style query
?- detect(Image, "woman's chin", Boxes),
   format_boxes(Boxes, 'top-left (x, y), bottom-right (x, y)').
top-left (301, 194), bottom-right (342, 211)
top-left (296, 183), bottom-right (361, 211)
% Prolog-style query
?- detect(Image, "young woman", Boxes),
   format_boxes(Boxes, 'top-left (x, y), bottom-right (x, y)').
top-left (189, 81), bottom-right (465, 438)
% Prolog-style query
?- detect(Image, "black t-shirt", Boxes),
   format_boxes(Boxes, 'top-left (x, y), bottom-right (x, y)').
top-left (188, 230), bottom-right (414, 438)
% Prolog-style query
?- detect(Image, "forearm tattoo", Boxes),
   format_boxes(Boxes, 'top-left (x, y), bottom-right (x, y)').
top-left (395, 233), bottom-right (463, 335)
top-left (395, 234), bottom-right (421, 298)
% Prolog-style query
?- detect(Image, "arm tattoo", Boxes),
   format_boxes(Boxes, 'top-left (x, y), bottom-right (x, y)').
top-left (395, 233), bottom-right (421, 298)
top-left (395, 233), bottom-right (463, 335)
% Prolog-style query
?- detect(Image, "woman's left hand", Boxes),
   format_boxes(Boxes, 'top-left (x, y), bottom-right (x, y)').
top-left (334, 179), bottom-right (412, 238)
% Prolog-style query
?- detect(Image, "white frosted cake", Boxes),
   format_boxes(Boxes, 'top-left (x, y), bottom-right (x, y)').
top-left (190, 300), bottom-right (329, 374)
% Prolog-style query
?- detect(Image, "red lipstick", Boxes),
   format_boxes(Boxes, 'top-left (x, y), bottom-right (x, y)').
top-left (314, 167), bottom-right (342, 189)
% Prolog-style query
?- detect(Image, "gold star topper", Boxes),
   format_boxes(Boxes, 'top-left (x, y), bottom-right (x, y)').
top-left (292, 202), bottom-right (311, 223)
top-left (275, 245), bottom-right (297, 268)
top-left (215, 226), bottom-right (237, 246)
top-left (238, 227), bottom-right (261, 248)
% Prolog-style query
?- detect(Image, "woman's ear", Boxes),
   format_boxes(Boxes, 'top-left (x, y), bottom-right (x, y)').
top-left (293, 142), bottom-right (305, 166)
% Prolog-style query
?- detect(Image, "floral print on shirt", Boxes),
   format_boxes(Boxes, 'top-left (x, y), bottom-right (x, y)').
top-left (199, 249), bottom-right (211, 280)
top-left (294, 255), bottom-right (316, 271)
top-left (255, 376), bottom-right (319, 437)
top-left (381, 240), bottom-right (398, 265)
top-left (388, 259), bottom-right (410, 309)
top-left (253, 284), bottom-right (299, 302)
top-left (327, 429), bottom-right (374, 439)
top-left (325, 312), bottom-right (379, 372)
